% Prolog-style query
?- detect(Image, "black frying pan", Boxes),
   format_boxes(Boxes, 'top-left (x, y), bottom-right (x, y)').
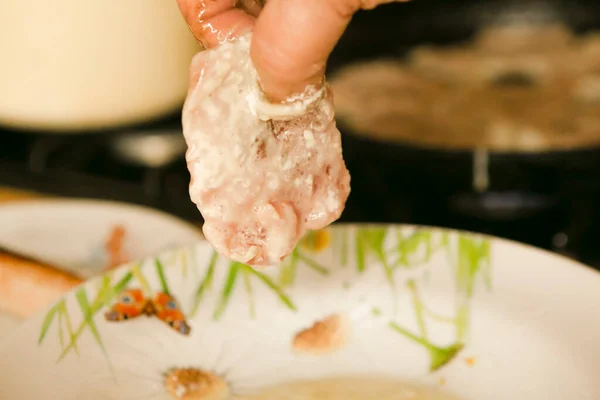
top-left (328, 0), bottom-right (600, 260)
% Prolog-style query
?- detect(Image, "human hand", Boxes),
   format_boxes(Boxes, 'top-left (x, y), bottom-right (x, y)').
top-left (176, 0), bottom-right (408, 101)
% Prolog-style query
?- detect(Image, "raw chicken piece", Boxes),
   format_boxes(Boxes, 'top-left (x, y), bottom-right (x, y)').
top-left (182, 33), bottom-right (350, 267)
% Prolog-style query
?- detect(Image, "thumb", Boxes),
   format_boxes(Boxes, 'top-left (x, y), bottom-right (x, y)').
top-left (251, 0), bottom-right (353, 102)
top-left (251, 0), bottom-right (409, 101)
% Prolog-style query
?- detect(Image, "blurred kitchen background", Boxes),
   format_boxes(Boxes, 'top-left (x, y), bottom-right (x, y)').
top-left (2, 0), bottom-right (600, 267)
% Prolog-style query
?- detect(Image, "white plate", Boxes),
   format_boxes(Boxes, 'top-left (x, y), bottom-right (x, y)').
top-left (0, 199), bottom-right (203, 340)
top-left (1, 225), bottom-right (599, 400)
top-left (0, 199), bottom-right (202, 278)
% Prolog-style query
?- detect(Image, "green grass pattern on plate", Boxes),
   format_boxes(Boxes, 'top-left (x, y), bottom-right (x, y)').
top-left (39, 265), bottom-right (138, 361)
top-left (38, 226), bottom-right (491, 372)
top-left (212, 262), bottom-right (297, 321)
top-left (279, 230), bottom-right (331, 288)
top-left (386, 232), bottom-right (492, 371)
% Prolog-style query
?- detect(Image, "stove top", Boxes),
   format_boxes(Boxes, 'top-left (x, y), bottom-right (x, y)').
top-left (0, 116), bottom-right (371, 225)
top-left (1, 117), bottom-right (599, 269)
top-left (0, 117), bottom-right (198, 219)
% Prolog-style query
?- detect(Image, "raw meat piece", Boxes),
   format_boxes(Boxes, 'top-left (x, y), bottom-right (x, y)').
top-left (182, 33), bottom-right (350, 267)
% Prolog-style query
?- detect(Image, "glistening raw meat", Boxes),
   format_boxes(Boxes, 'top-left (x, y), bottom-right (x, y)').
top-left (182, 33), bottom-right (350, 267)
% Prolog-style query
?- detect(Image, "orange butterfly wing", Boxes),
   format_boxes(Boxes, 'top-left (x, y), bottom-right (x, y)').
top-left (151, 292), bottom-right (191, 335)
top-left (104, 289), bottom-right (150, 322)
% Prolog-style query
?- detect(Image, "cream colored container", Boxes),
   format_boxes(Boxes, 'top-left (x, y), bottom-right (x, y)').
top-left (0, 0), bottom-right (200, 131)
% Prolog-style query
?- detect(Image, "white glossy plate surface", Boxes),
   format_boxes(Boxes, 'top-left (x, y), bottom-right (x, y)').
top-left (1, 225), bottom-right (599, 400)
top-left (0, 199), bottom-right (202, 340)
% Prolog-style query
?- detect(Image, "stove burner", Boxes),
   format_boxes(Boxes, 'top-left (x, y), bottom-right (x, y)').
top-left (449, 191), bottom-right (557, 220)
top-left (0, 116), bottom-right (199, 219)
top-left (111, 130), bottom-right (187, 168)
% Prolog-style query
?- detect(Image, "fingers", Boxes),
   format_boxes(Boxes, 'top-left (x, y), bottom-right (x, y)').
top-left (251, 0), bottom-right (355, 101)
top-left (251, 0), bottom-right (410, 101)
top-left (176, 0), bottom-right (255, 48)
top-left (176, 0), bottom-right (409, 101)
top-left (240, 0), bottom-right (265, 17)
top-left (199, 8), bottom-right (255, 48)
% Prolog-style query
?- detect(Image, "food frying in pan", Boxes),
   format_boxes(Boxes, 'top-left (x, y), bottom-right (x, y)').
top-left (331, 24), bottom-right (600, 152)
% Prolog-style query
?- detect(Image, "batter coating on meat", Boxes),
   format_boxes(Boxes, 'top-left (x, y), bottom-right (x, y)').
top-left (182, 33), bottom-right (350, 267)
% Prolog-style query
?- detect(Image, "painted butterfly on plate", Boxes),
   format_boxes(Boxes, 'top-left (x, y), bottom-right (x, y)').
top-left (104, 289), bottom-right (191, 335)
